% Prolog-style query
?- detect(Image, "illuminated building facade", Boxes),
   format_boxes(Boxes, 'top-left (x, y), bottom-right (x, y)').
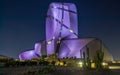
top-left (19, 2), bottom-right (113, 61)
top-left (46, 3), bottom-right (78, 55)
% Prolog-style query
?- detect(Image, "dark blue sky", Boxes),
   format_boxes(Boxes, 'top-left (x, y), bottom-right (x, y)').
top-left (0, 0), bottom-right (120, 59)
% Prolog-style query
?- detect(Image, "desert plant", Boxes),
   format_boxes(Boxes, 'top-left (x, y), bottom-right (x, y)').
top-left (82, 51), bottom-right (86, 69)
top-left (93, 49), bottom-right (104, 69)
top-left (86, 47), bottom-right (91, 69)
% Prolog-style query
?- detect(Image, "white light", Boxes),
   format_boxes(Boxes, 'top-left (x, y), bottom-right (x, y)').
top-left (78, 62), bottom-right (83, 65)
top-left (53, 36), bottom-right (55, 39)
top-left (29, 51), bottom-right (34, 55)
top-left (69, 29), bottom-right (74, 33)
top-left (78, 61), bottom-right (83, 68)
top-left (47, 41), bottom-right (52, 44)
top-left (102, 62), bottom-right (108, 66)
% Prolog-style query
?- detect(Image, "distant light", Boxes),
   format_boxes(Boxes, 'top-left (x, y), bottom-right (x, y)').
top-left (102, 62), bottom-right (108, 66)
top-left (30, 51), bottom-right (34, 55)
top-left (91, 63), bottom-right (95, 68)
top-left (109, 66), bottom-right (120, 69)
top-left (53, 36), bottom-right (55, 39)
top-left (47, 41), bottom-right (52, 44)
top-left (78, 61), bottom-right (83, 68)
top-left (69, 29), bottom-right (74, 33)
top-left (55, 61), bottom-right (59, 66)
top-left (59, 62), bottom-right (64, 66)
top-left (78, 62), bottom-right (82, 65)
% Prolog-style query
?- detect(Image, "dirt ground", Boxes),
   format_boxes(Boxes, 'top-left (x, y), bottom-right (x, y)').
top-left (1, 66), bottom-right (120, 75)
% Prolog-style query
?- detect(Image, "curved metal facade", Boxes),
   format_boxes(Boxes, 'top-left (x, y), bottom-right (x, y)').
top-left (46, 3), bottom-right (78, 55)
top-left (19, 2), bottom-right (113, 61)
top-left (19, 50), bottom-right (38, 60)
top-left (19, 2), bottom-right (78, 60)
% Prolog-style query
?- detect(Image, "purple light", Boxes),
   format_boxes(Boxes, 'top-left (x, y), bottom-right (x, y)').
top-left (19, 50), bottom-right (38, 60)
top-left (19, 2), bottom-right (113, 61)
top-left (46, 3), bottom-right (78, 55)
top-left (19, 2), bottom-right (78, 60)
top-left (58, 38), bottom-right (95, 58)
top-left (34, 43), bottom-right (41, 56)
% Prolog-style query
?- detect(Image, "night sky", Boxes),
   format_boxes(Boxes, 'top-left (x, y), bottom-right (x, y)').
top-left (0, 0), bottom-right (120, 60)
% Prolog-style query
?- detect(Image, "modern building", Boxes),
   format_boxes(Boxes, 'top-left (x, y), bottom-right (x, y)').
top-left (19, 2), bottom-right (113, 61)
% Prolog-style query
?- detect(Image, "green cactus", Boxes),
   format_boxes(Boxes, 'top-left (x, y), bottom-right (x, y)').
top-left (86, 47), bottom-right (91, 69)
top-left (82, 51), bottom-right (86, 69)
top-left (86, 47), bottom-right (89, 59)
top-left (94, 49), bottom-right (104, 69)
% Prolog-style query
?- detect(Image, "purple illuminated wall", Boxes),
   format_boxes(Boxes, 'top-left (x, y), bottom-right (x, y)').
top-left (19, 42), bottom-right (41, 60)
top-left (58, 38), bottom-right (95, 58)
top-left (46, 3), bottom-right (78, 55)
top-left (19, 50), bottom-right (38, 60)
